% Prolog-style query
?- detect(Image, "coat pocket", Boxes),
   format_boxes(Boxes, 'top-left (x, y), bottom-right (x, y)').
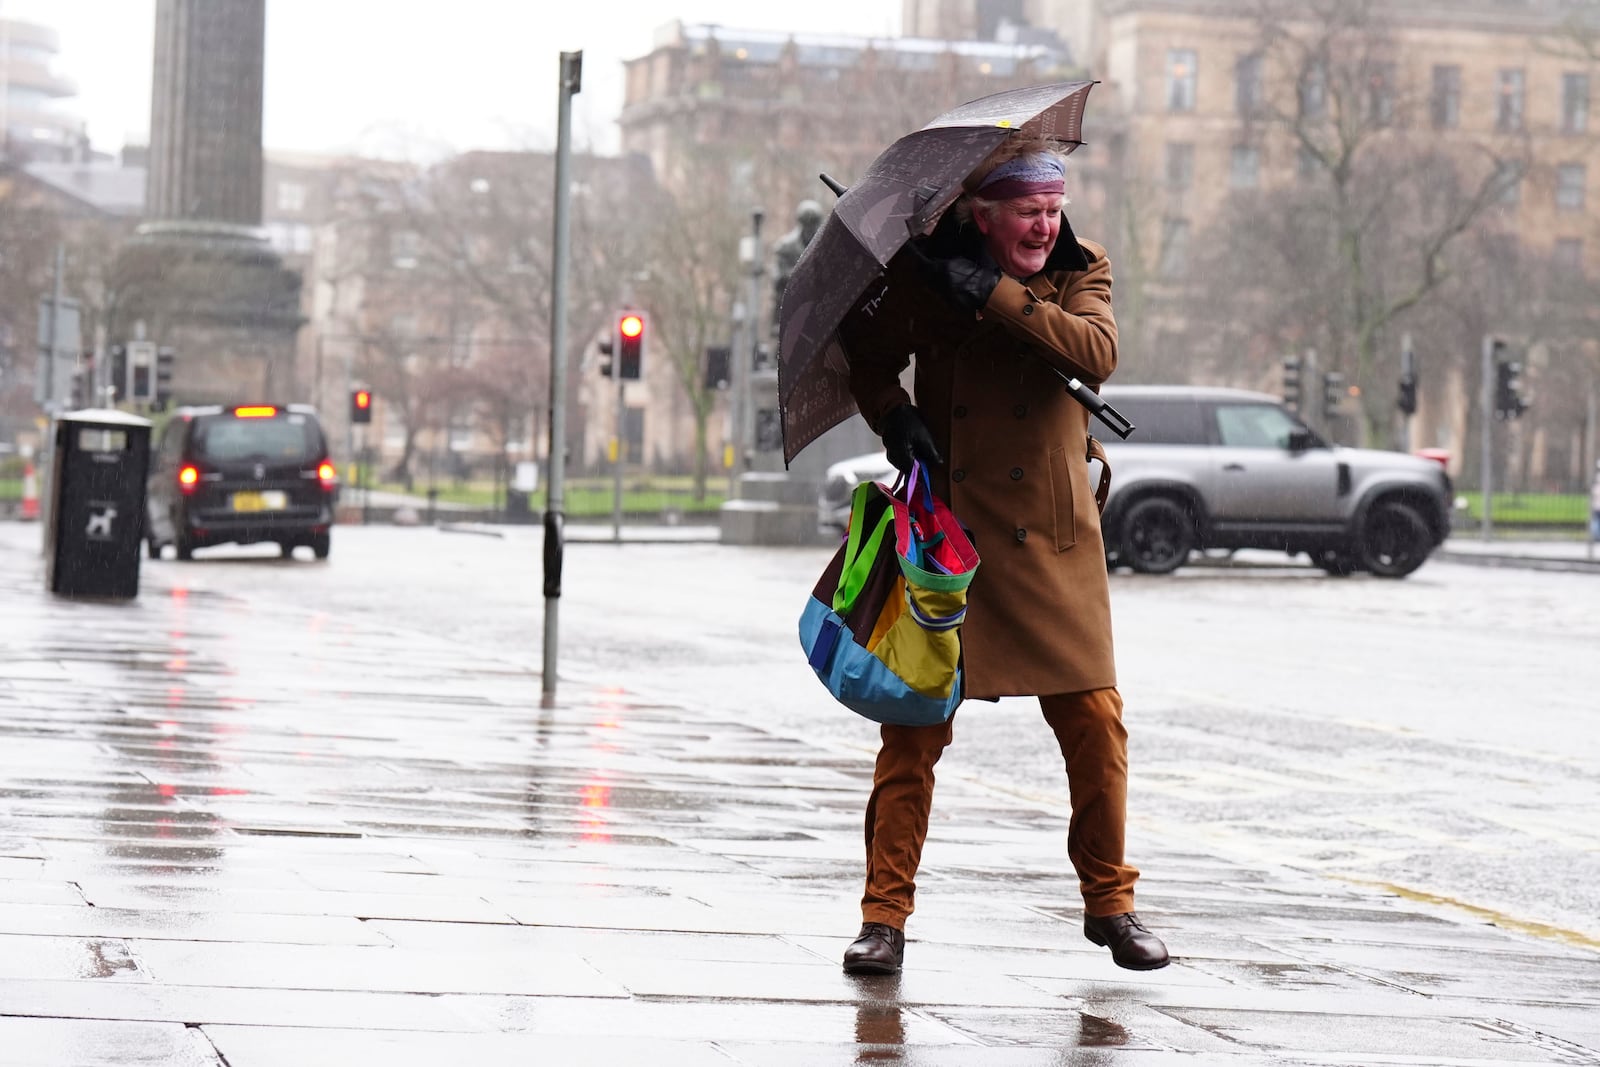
top-left (1048, 446), bottom-right (1077, 551)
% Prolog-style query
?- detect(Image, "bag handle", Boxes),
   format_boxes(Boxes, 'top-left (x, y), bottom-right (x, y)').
top-left (891, 461), bottom-right (937, 508)
top-left (833, 483), bottom-right (894, 612)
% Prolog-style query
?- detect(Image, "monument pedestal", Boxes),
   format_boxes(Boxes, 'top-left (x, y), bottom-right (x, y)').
top-left (111, 222), bottom-right (303, 404)
top-left (719, 366), bottom-right (878, 546)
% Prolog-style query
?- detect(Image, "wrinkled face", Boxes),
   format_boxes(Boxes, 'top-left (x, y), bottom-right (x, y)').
top-left (974, 193), bottom-right (1064, 278)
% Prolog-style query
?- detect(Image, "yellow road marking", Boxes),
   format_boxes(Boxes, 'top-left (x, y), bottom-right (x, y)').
top-left (1346, 879), bottom-right (1600, 951)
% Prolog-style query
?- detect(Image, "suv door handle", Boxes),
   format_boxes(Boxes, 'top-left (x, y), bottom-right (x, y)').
top-left (1223, 463), bottom-right (1246, 471)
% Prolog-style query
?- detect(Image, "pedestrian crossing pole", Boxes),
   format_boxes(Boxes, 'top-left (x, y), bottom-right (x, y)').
top-left (542, 50), bottom-right (581, 709)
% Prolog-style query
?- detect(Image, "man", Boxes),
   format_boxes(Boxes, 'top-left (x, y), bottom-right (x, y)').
top-left (836, 138), bottom-right (1169, 974)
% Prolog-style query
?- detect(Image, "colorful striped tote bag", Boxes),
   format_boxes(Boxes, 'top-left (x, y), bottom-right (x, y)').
top-left (799, 463), bottom-right (980, 726)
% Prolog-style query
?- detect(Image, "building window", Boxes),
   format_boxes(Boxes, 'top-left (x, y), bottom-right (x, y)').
top-left (1159, 217), bottom-right (1190, 277)
top-left (1496, 69), bottom-right (1525, 132)
top-left (1366, 62), bottom-right (1396, 126)
top-left (1556, 163), bottom-right (1586, 210)
top-left (390, 230), bottom-right (420, 269)
top-left (1553, 238), bottom-right (1583, 271)
top-left (275, 180), bottom-right (306, 213)
top-left (1496, 161), bottom-right (1524, 205)
top-left (1167, 49), bottom-right (1197, 112)
top-left (1300, 62), bottom-right (1328, 119)
top-left (1230, 145), bottom-right (1260, 189)
top-left (1562, 72), bottom-right (1590, 134)
top-left (448, 415), bottom-right (473, 452)
top-left (1235, 53), bottom-right (1263, 117)
top-left (1431, 65), bottom-right (1461, 129)
top-left (1165, 142), bottom-right (1195, 190)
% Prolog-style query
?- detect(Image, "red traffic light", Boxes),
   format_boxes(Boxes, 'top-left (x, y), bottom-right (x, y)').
top-left (619, 314), bottom-right (644, 339)
top-left (354, 389), bottom-right (371, 410)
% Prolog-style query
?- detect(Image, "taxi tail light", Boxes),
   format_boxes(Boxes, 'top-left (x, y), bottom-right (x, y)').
top-left (316, 460), bottom-right (337, 491)
top-left (178, 465), bottom-right (200, 495)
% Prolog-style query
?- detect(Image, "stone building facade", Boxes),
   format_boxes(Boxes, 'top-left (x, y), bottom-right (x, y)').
top-left (904, 0), bottom-right (1600, 490)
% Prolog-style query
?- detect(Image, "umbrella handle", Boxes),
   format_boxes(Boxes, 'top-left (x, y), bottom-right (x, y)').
top-left (1061, 373), bottom-right (1136, 439)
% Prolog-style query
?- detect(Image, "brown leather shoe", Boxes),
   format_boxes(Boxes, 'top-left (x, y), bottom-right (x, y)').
top-left (842, 922), bottom-right (905, 975)
top-left (1083, 912), bottom-right (1169, 970)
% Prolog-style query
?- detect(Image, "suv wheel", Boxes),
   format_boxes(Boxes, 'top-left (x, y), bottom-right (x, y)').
top-left (1360, 501), bottom-right (1431, 578)
top-left (146, 536), bottom-right (162, 561)
top-left (175, 534), bottom-right (195, 562)
top-left (311, 532), bottom-right (331, 560)
top-left (1120, 497), bottom-right (1195, 575)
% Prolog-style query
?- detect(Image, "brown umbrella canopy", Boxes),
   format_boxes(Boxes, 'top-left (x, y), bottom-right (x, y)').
top-left (776, 81), bottom-right (1096, 465)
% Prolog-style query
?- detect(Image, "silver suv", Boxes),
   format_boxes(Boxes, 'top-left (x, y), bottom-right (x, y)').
top-left (1100, 386), bottom-right (1451, 577)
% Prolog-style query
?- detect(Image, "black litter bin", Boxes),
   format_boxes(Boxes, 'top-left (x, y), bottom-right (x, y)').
top-left (45, 409), bottom-right (153, 599)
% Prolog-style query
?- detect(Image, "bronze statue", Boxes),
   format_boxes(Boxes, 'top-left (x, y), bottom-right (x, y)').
top-left (771, 199), bottom-right (824, 332)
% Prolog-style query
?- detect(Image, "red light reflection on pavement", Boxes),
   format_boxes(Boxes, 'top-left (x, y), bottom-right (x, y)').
top-left (579, 781), bottom-right (612, 843)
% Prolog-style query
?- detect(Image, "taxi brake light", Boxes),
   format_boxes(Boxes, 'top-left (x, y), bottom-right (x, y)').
top-left (317, 460), bottom-right (337, 489)
top-left (235, 406), bottom-right (277, 418)
top-left (178, 465), bottom-right (200, 493)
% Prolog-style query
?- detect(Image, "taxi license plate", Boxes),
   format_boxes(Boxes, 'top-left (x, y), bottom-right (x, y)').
top-left (232, 490), bottom-right (288, 513)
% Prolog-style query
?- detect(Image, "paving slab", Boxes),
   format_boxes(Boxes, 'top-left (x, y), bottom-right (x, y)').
top-left (0, 1017), bottom-right (221, 1066)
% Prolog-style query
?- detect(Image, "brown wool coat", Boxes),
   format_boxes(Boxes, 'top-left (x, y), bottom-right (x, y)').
top-left (842, 236), bottom-right (1118, 699)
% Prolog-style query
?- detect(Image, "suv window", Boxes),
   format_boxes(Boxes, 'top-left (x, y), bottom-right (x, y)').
top-left (1213, 402), bottom-right (1301, 449)
top-left (1113, 397), bottom-right (1208, 445)
top-left (192, 414), bottom-right (321, 463)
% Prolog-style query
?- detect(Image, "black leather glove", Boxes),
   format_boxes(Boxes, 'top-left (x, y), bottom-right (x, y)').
top-left (908, 240), bottom-right (1001, 313)
top-left (880, 403), bottom-right (942, 474)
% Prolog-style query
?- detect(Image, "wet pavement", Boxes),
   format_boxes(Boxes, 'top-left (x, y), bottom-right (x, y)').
top-left (1, 525), bottom-right (1598, 1065)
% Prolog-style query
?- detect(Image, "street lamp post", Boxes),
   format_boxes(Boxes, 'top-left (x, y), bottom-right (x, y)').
top-left (729, 208), bottom-right (764, 497)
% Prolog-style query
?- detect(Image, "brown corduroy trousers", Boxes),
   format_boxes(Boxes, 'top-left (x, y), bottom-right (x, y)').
top-left (859, 686), bottom-right (1139, 929)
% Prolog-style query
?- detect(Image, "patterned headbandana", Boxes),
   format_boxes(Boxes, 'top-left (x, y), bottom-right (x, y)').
top-left (975, 152), bottom-right (1067, 200)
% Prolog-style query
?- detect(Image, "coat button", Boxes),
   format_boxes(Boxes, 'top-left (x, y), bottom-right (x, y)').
top-left (1014, 527), bottom-right (1028, 543)
top-left (953, 405), bottom-right (968, 418)
top-left (952, 469), bottom-right (966, 483)
top-left (1021, 304), bottom-right (1034, 316)
top-left (1010, 467), bottom-right (1024, 481)
top-left (1013, 404), bottom-right (1028, 418)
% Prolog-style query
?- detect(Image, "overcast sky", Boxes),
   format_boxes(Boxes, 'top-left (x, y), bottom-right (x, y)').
top-left (6, 0), bottom-right (903, 159)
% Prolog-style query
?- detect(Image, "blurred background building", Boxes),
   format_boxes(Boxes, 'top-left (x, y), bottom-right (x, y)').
top-left (0, 17), bottom-right (88, 164)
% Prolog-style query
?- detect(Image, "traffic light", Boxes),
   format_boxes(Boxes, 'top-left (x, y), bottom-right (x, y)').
top-left (1397, 338), bottom-right (1417, 416)
top-left (704, 345), bottom-right (731, 391)
top-left (1397, 373), bottom-right (1417, 415)
top-left (69, 365), bottom-right (91, 409)
top-left (617, 312), bottom-right (644, 380)
top-left (108, 343), bottom-right (127, 403)
top-left (154, 346), bottom-right (175, 411)
top-left (596, 336), bottom-right (614, 377)
top-left (1282, 354), bottom-right (1303, 412)
top-left (351, 387), bottom-right (373, 424)
top-left (125, 340), bottom-right (157, 403)
top-left (1321, 370), bottom-right (1345, 419)
top-left (1494, 359), bottom-right (1527, 420)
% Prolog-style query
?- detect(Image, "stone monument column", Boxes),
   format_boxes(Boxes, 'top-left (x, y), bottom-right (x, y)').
top-left (112, 0), bottom-right (303, 406)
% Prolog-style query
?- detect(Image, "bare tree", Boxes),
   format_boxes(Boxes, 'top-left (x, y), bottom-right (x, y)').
top-left (376, 150), bottom-right (653, 480)
top-left (1176, 0), bottom-right (1525, 443)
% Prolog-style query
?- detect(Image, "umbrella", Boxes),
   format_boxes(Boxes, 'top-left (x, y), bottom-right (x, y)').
top-left (777, 80), bottom-right (1118, 466)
